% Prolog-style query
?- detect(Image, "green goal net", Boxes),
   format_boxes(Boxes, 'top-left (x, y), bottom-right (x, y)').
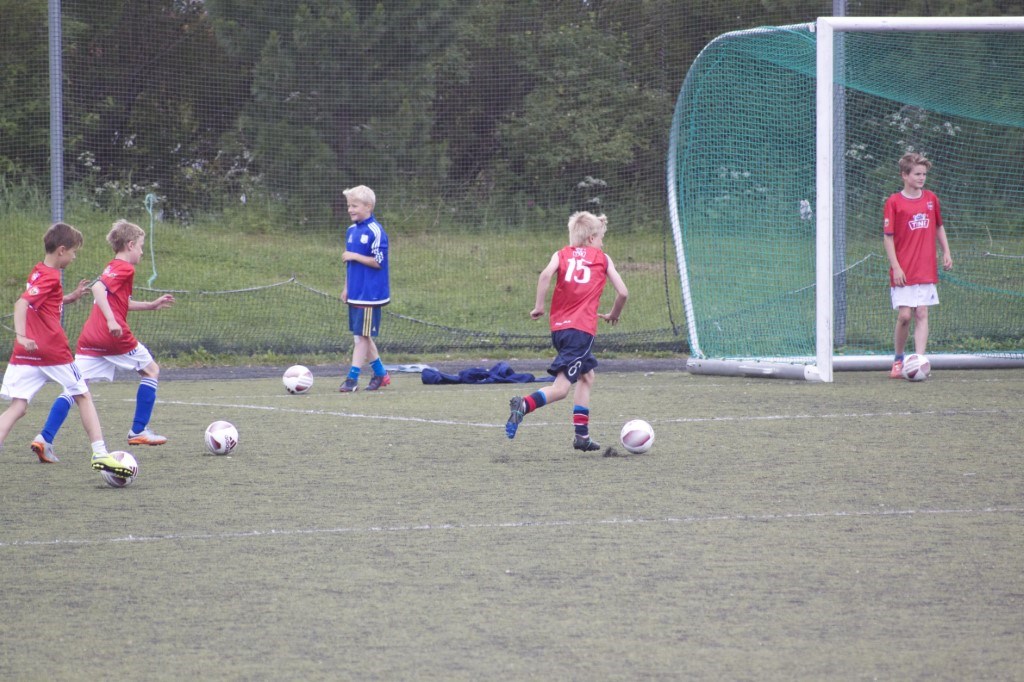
top-left (669, 21), bottom-right (1024, 375)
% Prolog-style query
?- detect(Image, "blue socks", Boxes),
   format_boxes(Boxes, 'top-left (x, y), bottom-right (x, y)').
top-left (347, 366), bottom-right (361, 381)
top-left (41, 393), bottom-right (74, 443)
top-left (370, 358), bottom-right (386, 377)
top-left (132, 378), bottom-right (158, 434)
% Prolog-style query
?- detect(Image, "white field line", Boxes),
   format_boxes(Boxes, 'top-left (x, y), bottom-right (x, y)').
top-left (152, 399), bottom-right (1024, 429)
top-left (2, 506), bottom-right (1021, 549)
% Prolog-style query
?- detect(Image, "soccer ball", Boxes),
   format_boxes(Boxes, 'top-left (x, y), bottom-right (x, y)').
top-left (100, 451), bottom-right (138, 488)
top-left (901, 353), bottom-right (931, 382)
top-left (283, 365), bottom-right (314, 394)
top-left (620, 419), bottom-right (656, 454)
top-left (205, 420), bottom-right (239, 455)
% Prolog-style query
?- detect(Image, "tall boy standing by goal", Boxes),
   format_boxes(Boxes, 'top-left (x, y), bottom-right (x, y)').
top-left (339, 185), bottom-right (392, 392)
top-left (30, 220), bottom-right (175, 462)
top-left (505, 211), bottom-right (628, 451)
top-left (883, 152), bottom-right (953, 378)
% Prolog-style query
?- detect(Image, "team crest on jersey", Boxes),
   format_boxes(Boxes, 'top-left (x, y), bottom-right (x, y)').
top-left (103, 265), bottom-right (116, 278)
top-left (361, 234), bottom-right (369, 244)
top-left (573, 247), bottom-right (588, 258)
top-left (908, 213), bottom-right (930, 231)
top-left (27, 286), bottom-right (39, 296)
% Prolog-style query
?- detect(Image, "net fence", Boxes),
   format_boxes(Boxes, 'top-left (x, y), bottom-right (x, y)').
top-left (1, 2), bottom-right (1020, 360)
top-left (670, 24), bottom-right (1024, 361)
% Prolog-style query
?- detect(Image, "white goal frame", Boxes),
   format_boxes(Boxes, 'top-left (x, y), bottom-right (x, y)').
top-left (677, 17), bottom-right (1024, 382)
top-left (812, 16), bottom-right (1024, 382)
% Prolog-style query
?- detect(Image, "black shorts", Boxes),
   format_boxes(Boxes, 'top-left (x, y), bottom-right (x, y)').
top-left (547, 329), bottom-right (598, 384)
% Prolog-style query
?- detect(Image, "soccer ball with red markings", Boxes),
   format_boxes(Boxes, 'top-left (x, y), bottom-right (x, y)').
top-left (205, 421), bottom-right (239, 455)
top-left (620, 419), bottom-right (655, 454)
top-left (901, 354), bottom-right (931, 382)
top-left (283, 365), bottom-right (314, 394)
top-left (100, 451), bottom-right (138, 488)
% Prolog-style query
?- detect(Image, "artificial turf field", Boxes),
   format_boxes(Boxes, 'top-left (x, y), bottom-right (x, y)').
top-left (1, 362), bottom-right (1022, 680)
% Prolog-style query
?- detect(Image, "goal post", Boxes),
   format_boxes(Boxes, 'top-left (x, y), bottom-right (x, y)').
top-left (669, 17), bottom-right (1024, 382)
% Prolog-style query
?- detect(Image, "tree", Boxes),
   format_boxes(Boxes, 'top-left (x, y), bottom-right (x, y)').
top-left (0, 0), bottom-right (50, 181)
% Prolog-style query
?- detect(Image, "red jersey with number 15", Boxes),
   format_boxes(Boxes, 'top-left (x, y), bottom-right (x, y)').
top-left (10, 263), bottom-right (74, 365)
top-left (883, 190), bottom-right (943, 287)
top-left (548, 245), bottom-right (608, 336)
top-left (77, 258), bottom-right (139, 356)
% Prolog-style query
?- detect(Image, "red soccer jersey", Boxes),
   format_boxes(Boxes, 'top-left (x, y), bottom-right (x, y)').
top-left (883, 190), bottom-right (943, 287)
top-left (10, 263), bottom-right (74, 365)
top-left (548, 245), bottom-right (609, 336)
top-left (77, 258), bottom-right (139, 356)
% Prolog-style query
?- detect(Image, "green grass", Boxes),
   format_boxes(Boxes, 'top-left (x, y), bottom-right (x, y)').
top-left (0, 203), bottom-right (685, 359)
top-left (1, 367), bottom-right (1022, 679)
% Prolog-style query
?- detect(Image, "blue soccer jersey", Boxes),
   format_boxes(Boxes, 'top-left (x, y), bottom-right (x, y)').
top-left (345, 215), bottom-right (390, 305)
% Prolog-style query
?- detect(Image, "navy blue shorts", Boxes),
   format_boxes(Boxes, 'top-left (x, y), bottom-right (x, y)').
top-left (348, 305), bottom-right (382, 337)
top-left (547, 329), bottom-right (598, 384)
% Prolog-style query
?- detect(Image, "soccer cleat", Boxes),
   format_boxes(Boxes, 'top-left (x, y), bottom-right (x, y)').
top-left (889, 360), bottom-right (904, 379)
top-left (573, 435), bottom-right (601, 452)
top-left (91, 453), bottom-right (134, 479)
top-left (128, 429), bottom-right (168, 446)
top-left (339, 378), bottom-right (359, 393)
top-left (506, 396), bottom-right (525, 439)
top-left (365, 373), bottom-right (391, 391)
top-left (30, 438), bottom-right (59, 463)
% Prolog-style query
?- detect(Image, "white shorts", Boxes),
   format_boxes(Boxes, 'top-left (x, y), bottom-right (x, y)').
top-left (891, 283), bottom-right (939, 309)
top-left (74, 343), bottom-right (155, 382)
top-left (0, 363), bottom-right (89, 402)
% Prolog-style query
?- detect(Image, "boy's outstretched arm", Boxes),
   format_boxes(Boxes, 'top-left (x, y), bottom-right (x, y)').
top-left (129, 293), bottom-right (175, 312)
top-left (531, 252), bottom-right (559, 319)
top-left (63, 279), bottom-right (91, 304)
top-left (598, 256), bottom-right (629, 325)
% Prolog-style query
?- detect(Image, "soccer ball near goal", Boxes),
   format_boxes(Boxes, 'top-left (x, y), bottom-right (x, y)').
top-left (100, 451), bottom-right (139, 488)
top-left (205, 421), bottom-right (239, 455)
top-left (283, 365), bottom-right (314, 394)
top-left (901, 354), bottom-right (931, 382)
top-left (620, 419), bottom-right (656, 454)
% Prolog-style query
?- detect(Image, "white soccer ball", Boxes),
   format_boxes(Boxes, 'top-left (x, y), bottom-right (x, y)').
top-left (901, 353), bottom-right (931, 382)
top-left (283, 365), bottom-right (314, 394)
top-left (100, 451), bottom-right (139, 488)
top-left (620, 419), bottom-right (656, 454)
top-left (205, 420), bottom-right (239, 455)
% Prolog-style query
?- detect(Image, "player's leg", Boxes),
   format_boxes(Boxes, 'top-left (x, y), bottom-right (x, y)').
top-left (365, 310), bottom-right (391, 391)
top-left (2, 365), bottom-right (47, 457)
top-left (31, 393), bottom-right (74, 463)
top-left (75, 392), bottom-right (130, 478)
top-left (506, 373), bottom-right (571, 440)
top-left (570, 370), bottom-right (600, 452)
top-left (891, 305), bottom-right (913, 377)
top-left (128, 352), bottom-right (166, 445)
top-left (0, 398), bottom-right (30, 447)
top-left (912, 305), bottom-right (929, 355)
top-left (341, 335), bottom-right (368, 392)
top-left (341, 305), bottom-right (372, 392)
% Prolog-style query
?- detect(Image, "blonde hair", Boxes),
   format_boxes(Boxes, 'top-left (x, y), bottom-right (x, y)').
top-left (343, 185), bottom-right (376, 208)
top-left (899, 152), bottom-right (931, 176)
top-left (43, 222), bottom-right (84, 253)
top-left (567, 211), bottom-right (607, 247)
top-left (107, 220), bottom-right (146, 253)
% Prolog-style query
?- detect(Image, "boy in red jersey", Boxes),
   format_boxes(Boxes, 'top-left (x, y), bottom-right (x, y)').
top-left (0, 222), bottom-right (132, 478)
top-left (883, 152), bottom-right (953, 378)
top-left (31, 220), bottom-right (175, 461)
top-left (506, 211), bottom-right (628, 451)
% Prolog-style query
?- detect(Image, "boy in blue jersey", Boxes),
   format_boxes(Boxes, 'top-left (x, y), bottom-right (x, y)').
top-left (339, 185), bottom-right (392, 392)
